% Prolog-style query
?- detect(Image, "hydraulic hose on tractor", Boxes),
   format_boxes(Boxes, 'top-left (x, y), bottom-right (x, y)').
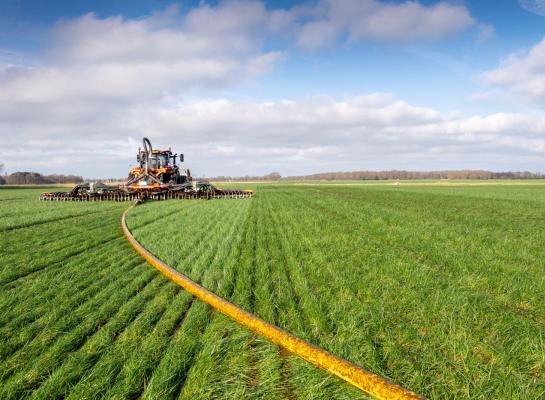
top-left (121, 204), bottom-right (425, 400)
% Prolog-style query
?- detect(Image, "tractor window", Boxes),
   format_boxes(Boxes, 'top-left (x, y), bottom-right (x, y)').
top-left (149, 154), bottom-right (168, 168)
top-left (158, 154), bottom-right (168, 167)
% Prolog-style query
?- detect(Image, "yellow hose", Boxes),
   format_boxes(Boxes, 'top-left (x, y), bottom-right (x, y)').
top-left (121, 205), bottom-right (425, 400)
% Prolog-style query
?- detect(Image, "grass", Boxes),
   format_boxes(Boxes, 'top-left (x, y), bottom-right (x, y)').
top-left (1, 183), bottom-right (544, 399)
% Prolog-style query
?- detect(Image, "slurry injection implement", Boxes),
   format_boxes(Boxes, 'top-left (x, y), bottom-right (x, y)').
top-left (40, 137), bottom-right (252, 201)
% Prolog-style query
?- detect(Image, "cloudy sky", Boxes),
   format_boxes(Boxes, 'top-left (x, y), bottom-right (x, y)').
top-left (1, 0), bottom-right (545, 178)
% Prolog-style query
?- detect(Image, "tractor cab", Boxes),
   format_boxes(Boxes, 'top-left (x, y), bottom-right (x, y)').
top-left (147, 150), bottom-right (174, 169)
top-left (137, 148), bottom-right (182, 171)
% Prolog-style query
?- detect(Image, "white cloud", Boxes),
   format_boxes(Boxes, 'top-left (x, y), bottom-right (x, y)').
top-left (483, 37), bottom-right (545, 103)
top-left (519, 0), bottom-right (545, 17)
top-left (294, 0), bottom-right (475, 49)
top-left (0, 2), bottom-right (284, 108)
top-left (2, 94), bottom-right (545, 177)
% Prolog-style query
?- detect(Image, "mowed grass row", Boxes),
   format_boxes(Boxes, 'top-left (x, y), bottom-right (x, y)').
top-left (129, 183), bottom-right (545, 399)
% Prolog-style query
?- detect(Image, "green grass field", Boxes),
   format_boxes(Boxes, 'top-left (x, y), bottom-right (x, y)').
top-left (1, 183), bottom-right (544, 399)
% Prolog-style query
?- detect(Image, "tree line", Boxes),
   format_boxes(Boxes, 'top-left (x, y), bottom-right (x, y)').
top-left (207, 172), bottom-right (283, 182)
top-left (0, 171), bottom-right (84, 185)
top-left (209, 170), bottom-right (545, 181)
top-left (285, 170), bottom-right (545, 180)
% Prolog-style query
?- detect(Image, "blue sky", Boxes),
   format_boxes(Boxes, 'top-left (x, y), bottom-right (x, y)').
top-left (1, 0), bottom-right (545, 177)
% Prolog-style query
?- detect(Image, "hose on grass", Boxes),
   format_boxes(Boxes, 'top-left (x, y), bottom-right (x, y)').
top-left (121, 204), bottom-right (425, 400)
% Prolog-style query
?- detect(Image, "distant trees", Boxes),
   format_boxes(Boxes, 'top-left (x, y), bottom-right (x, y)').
top-left (285, 170), bottom-right (545, 181)
top-left (7, 172), bottom-right (50, 185)
top-left (42, 174), bottom-right (85, 184)
top-left (3, 172), bottom-right (84, 185)
top-left (264, 172), bottom-right (282, 181)
top-left (208, 172), bottom-right (282, 182)
top-left (208, 170), bottom-right (545, 182)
